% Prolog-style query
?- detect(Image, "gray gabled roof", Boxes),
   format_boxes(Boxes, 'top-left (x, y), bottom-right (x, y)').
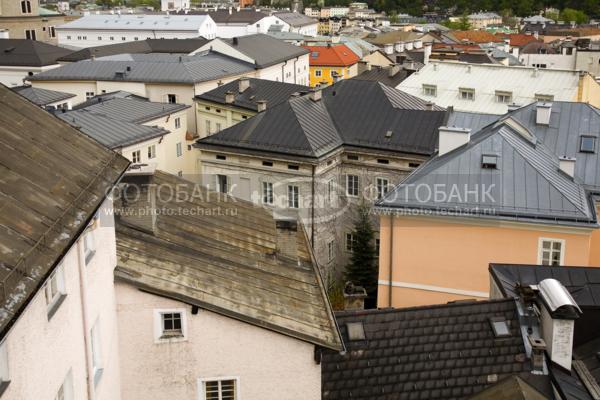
top-left (197, 80), bottom-right (447, 158)
top-left (57, 14), bottom-right (212, 31)
top-left (274, 12), bottom-right (317, 27)
top-left (195, 78), bottom-right (309, 111)
top-left (12, 85), bottom-right (75, 106)
top-left (28, 52), bottom-right (254, 84)
top-left (222, 34), bottom-right (310, 68)
top-left (0, 39), bottom-right (72, 67)
top-left (377, 118), bottom-right (597, 227)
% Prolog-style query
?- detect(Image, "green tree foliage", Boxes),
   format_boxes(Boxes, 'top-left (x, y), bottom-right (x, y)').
top-left (560, 8), bottom-right (589, 23)
top-left (344, 203), bottom-right (378, 305)
top-left (442, 14), bottom-right (471, 30)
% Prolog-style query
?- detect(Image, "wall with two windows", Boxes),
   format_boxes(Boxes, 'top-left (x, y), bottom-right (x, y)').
top-left (115, 283), bottom-right (322, 400)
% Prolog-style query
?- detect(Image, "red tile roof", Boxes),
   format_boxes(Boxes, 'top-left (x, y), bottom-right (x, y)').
top-left (496, 33), bottom-right (541, 47)
top-left (452, 30), bottom-right (503, 43)
top-left (303, 44), bottom-right (360, 66)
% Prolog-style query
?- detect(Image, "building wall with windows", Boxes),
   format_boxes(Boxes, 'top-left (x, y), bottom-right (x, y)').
top-left (0, 198), bottom-right (122, 400)
top-left (115, 282), bottom-right (322, 400)
top-left (195, 100), bottom-right (255, 139)
top-left (518, 53), bottom-right (576, 70)
top-left (575, 50), bottom-right (600, 78)
top-left (0, 15), bottom-right (67, 44)
top-left (377, 214), bottom-right (596, 309)
top-left (309, 63), bottom-right (357, 87)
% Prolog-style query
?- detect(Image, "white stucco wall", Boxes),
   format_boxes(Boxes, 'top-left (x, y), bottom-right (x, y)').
top-left (519, 53), bottom-right (576, 70)
top-left (116, 283), bottom-right (322, 400)
top-left (215, 16), bottom-right (289, 38)
top-left (0, 198), bottom-right (121, 400)
top-left (254, 54), bottom-right (309, 85)
top-left (0, 64), bottom-right (62, 88)
top-left (57, 30), bottom-right (210, 49)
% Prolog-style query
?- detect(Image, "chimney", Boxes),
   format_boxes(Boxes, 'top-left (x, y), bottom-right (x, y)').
top-left (238, 77), bottom-right (249, 93)
top-left (358, 60), bottom-right (371, 73)
top-left (528, 336), bottom-right (547, 374)
top-left (256, 100), bottom-right (267, 112)
top-left (414, 39), bottom-right (423, 49)
top-left (309, 88), bottom-right (322, 102)
top-left (438, 126), bottom-right (471, 156)
top-left (536, 102), bottom-right (552, 125)
top-left (383, 44), bottom-right (394, 55)
top-left (559, 156), bottom-right (576, 177)
top-left (507, 103), bottom-right (521, 112)
top-left (275, 219), bottom-right (298, 260)
top-left (405, 41), bottom-right (414, 51)
top-left (394, 41), bottom-right (404, 53)
top-left (232, 37), bottom-right (238, 45)
top-left (343, 282), bottom-right (367, 311)
top-left (424, 101), bottom-right (434, 111)
top-left (424, 42), bottom-right (432, 65)
top-left (116, 166), bottom-right (158, 234)
top-left (536, 279), bottom-right (581, 371)
top-left (503, 38), bottom-right (510, 52)
top-left (225, 90), bottom-right (235, 104)
top-left (388, 64), bottom-right (400, 77)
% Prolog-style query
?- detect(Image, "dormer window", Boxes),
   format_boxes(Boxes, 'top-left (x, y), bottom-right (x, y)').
top-left (580, 136), bottom-right (596, 153)
top-left (459, 88), bottom-right (475, 101)
top-left (423, 84), bottom-right (437, 97)
top-left (495, 91), bottom-right (512, 104)
top-left (481, 154), bottom-right (498, 169)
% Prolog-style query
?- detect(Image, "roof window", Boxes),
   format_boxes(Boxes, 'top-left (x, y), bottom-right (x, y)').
top-left (481, 154), bottom-right (498, 169)
top-left (489, 317), bottom-right (510, 337)
top-left (346, 322), bottom-right (366, 341)
top-left (580, 136), bottom-right (596, 153)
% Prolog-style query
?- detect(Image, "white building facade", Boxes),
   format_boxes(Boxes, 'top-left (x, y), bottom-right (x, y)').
top-left (161, 0), bottom-right (190, 11)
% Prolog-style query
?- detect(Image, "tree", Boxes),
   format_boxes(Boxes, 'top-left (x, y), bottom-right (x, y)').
top-left (442, 14), bottom-right (471, 30)
top-left (560, 8), bottom-right (588, 24)
top-left (344, 202), bottom-right (378, 307)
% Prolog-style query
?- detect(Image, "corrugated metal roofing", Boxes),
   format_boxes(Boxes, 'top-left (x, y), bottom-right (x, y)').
top-left (175, 8), bottom-right (267, 24)
top-left (398, 62), bottom-right (583, 115)
top-left (28, 51), bottom-right (254, 84)
top-left (57, 14), bottom-right (212, 31)
top-left (12, 85), bottom-right (75, 106)
top-left (447, 110), bottom-right (500, 132)
top-left (0, 84), bottom-right (129, 341)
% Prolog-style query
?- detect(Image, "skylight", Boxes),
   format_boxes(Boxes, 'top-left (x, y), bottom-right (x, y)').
top-left (346, 322), bottom-right (366, 341)
top-left (489, 317), bottom-right (510, 337)
top-left (580, 136), bottom-right (596, 153)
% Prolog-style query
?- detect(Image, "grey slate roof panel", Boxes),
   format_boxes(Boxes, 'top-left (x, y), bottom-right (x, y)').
top-left (175, 9), bottom-right (268, 24)
top-left (447, 110), bottom-right (500, 133)
top-left (75, 97), bottom-right (188, 124)
top-left (352, 66), bottom-right (409, 87)
top-left (274, 12), bottom-right (317, 27)
top-left (223, 34), bottom-right (310, 68)
top-left (322, 299), bottom-right (532, 400)
top-left (12, 85), bottom-right (76, 106)
top-left (29, 52), bottom-right (254, 84)
top-left (196, 78), bottom-right (309, 111)
top-left (197, 80), bottom-right (447, 158)
top-left (0, 39), bottom-right (73, 67)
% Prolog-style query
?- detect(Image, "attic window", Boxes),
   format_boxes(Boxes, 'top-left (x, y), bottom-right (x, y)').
top-left (459, 88), bottom-right (475, 101)
top-left (481, 155), bottom-right (498, 169)
top-left (347, 154), bottom-right (359, 161)
top-left (580, 136), bottom-right (596, 153)
top-left (346, 322), bottom-right (366, 341)
top-left (216, 155), bottom-right (226, 160)
top-left (489, 317), bottom-right (510, 337)
top-left (377, 159), bottom-right (390, 164)
top-left (288, 164), bottom-right (299, 170)
top-left (262, 161), bottom-right (273, 167)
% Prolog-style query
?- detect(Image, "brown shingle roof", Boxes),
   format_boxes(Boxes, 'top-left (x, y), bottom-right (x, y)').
top-left (452, 30), bottom-right (503, 43)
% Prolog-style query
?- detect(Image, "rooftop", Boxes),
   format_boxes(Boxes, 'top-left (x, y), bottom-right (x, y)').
top-left (28, 52), bottom-right (254, 84)
top-left (274, 12), bottom-right (318, 27)
top-left (56, 14), bottom-right (213, 31)
top-left (0, 39), bottom-right (72, 67)
top-left (195, 77), bottom-right (309, 111)
top-left (0, 84), bottom-right (129, 340)
top-left (450, 30), bottom-right (504, 44)
top-left (303, 44), bottom-right (360, 66)
top-left (114, 171), bottom-right (343, 350)
top-left (175, 8), bottom-right (268, 24)
top-left (218, 34), bottom-right (310, 68)
top-left (12, 85), bottom-right (75, 106)
top-left (364, 30), bottom-right (422, 46)
top-left (352, 65), bottom-right (409, 87)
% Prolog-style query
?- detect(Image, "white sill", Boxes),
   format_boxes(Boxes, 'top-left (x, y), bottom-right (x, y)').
top-left (156, 333), bottom-right (187, 344)
top-left (47, 293), bottom-right (67, 321)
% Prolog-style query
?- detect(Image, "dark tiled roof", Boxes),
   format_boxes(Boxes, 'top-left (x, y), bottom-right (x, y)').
top-left (0, 39), bottom-right (72, 67)
top-left (322, 299), bottom-right (531, 400)
top-left (196, 78), bottom-right (309, 111)
top-left (12, 85), bottom-right (75, 106)
top-left (57, 38), bottom-right (210, 62)
top-left (550, 363), bottom-right (595, 400)
top-left (175, 8), bottom-right (268, 24)
top-left (223, 34), bottom-right (310, 68)
top-left (489, 264), bottom-right (600, 308)
top-left (197, 80), bottom-right (447, 158)
top-left (468, 375), bottom-right (549, 400)
top-left (352, 66), bottom-right (409, 87)
top-left (115, 171), bottom-right (343, 351)
top-left (0, 84), bottom-right (129, 340)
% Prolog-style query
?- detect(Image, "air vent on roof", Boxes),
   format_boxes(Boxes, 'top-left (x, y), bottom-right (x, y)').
top-left (385, 130), bottom-right (393, 138)
top-left (3, 47), bottom-right (15, 53)
top-left (346, 322), bottom-right (366, 341)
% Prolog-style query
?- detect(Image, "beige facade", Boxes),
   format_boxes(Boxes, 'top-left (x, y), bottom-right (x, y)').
top-left (195, 99), bottom-right (255, 138)
top-left (1, 198), bottom-right (122, 400)
top-left (0, 0), bottom-right (68, 44)
top-left (576, 50), bottom-right (600, 78)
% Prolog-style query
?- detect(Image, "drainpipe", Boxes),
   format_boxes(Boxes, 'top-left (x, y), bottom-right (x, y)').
top-left (77, 237), bottom-right (94, 400)
top-left (311, 164), bottom-right (315, 248)
top-left (282, 60), bottom-right (288, 82)
top-left (388, 214), bottom-right (394, 307)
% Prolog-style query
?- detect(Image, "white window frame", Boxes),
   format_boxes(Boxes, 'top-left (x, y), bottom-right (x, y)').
top-left (287, 185), bottom-right (299, 209)
top-left (495, 91), bottom-right (512, 104)
top-left (315, 69), bottom-right (322, 77)
top-left (376, 177), bottom-right (389, 200)
top-left (176, 142), bottom-right (182, 157)
top-left (0, 340), bottom-right (9, 391)
top-left (198, 377), bottom-right (239, 400)
top-left (175, 117), bottom-right (181, 129)
top-left (85, 91), bottom-right (95, 100)
top-left (131, 149), bottom-right (141, 163)
top-left (537, 238), bottom-right (565, 266)
top-left (90, 319), bottom-right (103, 386)
top-left (44, 262), bottom-right (66, 316)
top-left (21, 0), bottom-right (32, 14)
top-left (345, 232), bottom-right (355, 252)
top-left (422, 84), bottom-right (437, 97)
top-left (205, 120), bottom-right (212, 135)
top-left (154, 308), bottom-right (188, 343)
top-left (328, 179), bottom-right (335, 203)
top-left (83, 230), bottom-right (95, 265)
top-left (262, 182), bottom-right (273, 205)
top-left (346, 175), bottom-right (359, 197)
top-left (24, 29), bottom-right (36, 40)
top-left (216, 175), bottom-right (228, 194)
top-left (459, 88), bottom-right (475, 101)
top-left (148, 144), bottom-right (156, 159)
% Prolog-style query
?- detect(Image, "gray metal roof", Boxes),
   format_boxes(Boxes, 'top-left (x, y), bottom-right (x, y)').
top-left (12, 85), bottom-right (75, 106)
top-left (274, 12), bottom-right (317, 27)
top-left (0, 39), bottom-right (72, 67)
top-left (28, 51), bottom-right (254, 84)
top-left (447, 110), bottom-right (501, 133)
top-left (197, 80), bottom-right (447, 158)
top-left (221, 34), bottom-right (310, 68)
top-left (73, 96), bottom-right (188, 124)
top-left (175, 8), bottom-right (268, 24)
top-left (57, 14), bottom-right (212, 31)
top-left (377, 118), bottom-right (597, 227)
top-left (195, 78), bottom-right (309, 111)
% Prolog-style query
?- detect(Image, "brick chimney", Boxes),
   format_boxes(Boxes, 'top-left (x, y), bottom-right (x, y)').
top-left (343, 282), bottom-right (367, 310)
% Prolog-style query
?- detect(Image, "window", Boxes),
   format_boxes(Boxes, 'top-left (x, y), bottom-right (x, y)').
top-left (167, 94), bottom-right (177, 104)
top-left (66, 35), bottom-right (71, 40)
top-left (178, 171), bottom-right (183, 177)
top-left (489, 317), bottom-right (510, 337)
top-left (346, 175), bottom-right (359, 197)
top-left (375, 238), bottom-right (380, 255)
top-left (376, 177), bottom-right (389, 200)
top-left (161, 313), bottom-right (183, 337)
top-left (154, 309), bottom-right (187, 342)
top-left (132, 150), bottom-right (141, 163)
top-left (408, 162), bottom-right (421, 168)
top-left (345, 232), bottom-right (356, 252)
top-left (90, 320), bottom-right (103, 386)
top-left (328, 180), bottom-right (335, 203)
top-left (580, 136), bottom-right (596, 153)
top-left (44, 263), bottom-right (66, 318)
top-left (495, 91), bottom-right (512, 103)
top-left (423, 84), bottom-right (437, 97)
top-left (459, 88), bottom-right (475, 101)
top-left (55, 370), bottom-right (73, 400)
top-left (200, 378), bottom-right (237, 400)
top-left (481, 154), bottom-right (498, 169)
top-left (215, 123), bottom-right (222, 132)
top-left (217, 175), bottom-right (228, 194)
top-left (25, 29), bottom-right (36, 40)
top-left (535, 94), bottom-right (554, 102)
top-left (148, 145), bottom-right (156, 159)
top-left (0, 340), bottom-right (9, 395)
top-left (121, 37), bottom-right (126, 41)
top-left (110, 36), bottom-right (114, 41)
top-left (205, 120), bottom-right (211, 135)
top-left (216, 155), bottom-right (226, 161)
top-left (21, 0), bottom-right (32, 14)
top-left (98, 36), bottom-right (102, 41)
top-left (346, 322), bottom-right (366, 340)
top-left (85, 92), bottom-right (95, 100)
top-left (327, 240), bottom-right (335, 262)
top-left (315, 69), bottom-right (322, 77)
top-left (176, 142), bottom-right (182, 157)
top-left (262, 182), bottom-right (273, 204)
top-left (287, 164), bottom-right (299, 170)
top-left (262, 161), bottom-right (273, 167)
top-left (49, 27), bottom-right (56, 38)
top-left (175, 117), bottom-right (181, 129)
top-left (377, 159), bottom-right (389, 164)
top-left (83, 230), bottom-right (95, 264)
top-left (538, 238), bottom-right (564, 266)
top-left (134, 37), bottom-right (139, 41)
top-left (288, 185), bottom-right (299, 208)
top-left (347, 154), bottom-right (359, 161)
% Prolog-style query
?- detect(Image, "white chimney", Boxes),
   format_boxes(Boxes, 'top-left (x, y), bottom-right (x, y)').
top-left (559, 157), bottom-right (576, 177)
top-left (256, 100), bottom-right (267, 112)
top-left (424, 42), bottom-right (432, 65)
top-left (414, 39), bottom-right (423, 49)
top-left (536, 102), bottom-right (552, 125)
top-left (225, 91), bottom-right (235, 104)
top-left (384, 44), bottom-right (393, 55)
top-left (537, 279), bottom-right (581, 371)
top-left (507, 103), bottom-right (521, 112)
top-left (394, 41), bottom-right (403, 52)
top-left (309, 88), bottom-right (322, 102)
top-left (438, 126), bottom-right (471, 156)
top-left (405, 41), bottom-right (414, 51)
top-left (238, 77), bottom-right (249, 93)
top-left (388, 64), bottom-right (400, 78)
